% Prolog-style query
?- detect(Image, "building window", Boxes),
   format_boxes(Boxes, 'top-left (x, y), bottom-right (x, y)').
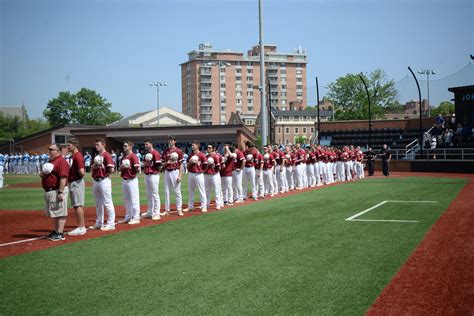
top-left (280, 69), bottom-right (286, 74)
top-left (296, 70), bottom-right (302, 74)
top-left (247, 69), bottom-right (253, 74)
top-left (285, 127), bottom-right (290, 133)
top-left (297, 92), bottom-right (303, 97)
top-left (236, 99), bottom-right (242, 104)
top-left (220, 83), bottom-right (226, 88)
top-left (247, 91), bottom-right (253, 96)
top-left (278, 128), bottom-right (281, 133)
top-left (297, 85), bottom-right (303, 90)
top-left (236, 91), bottom-right (242, 97)
top-left (247, 76), bottom-right (253, 81)
top-left (297, 78), bottom-right (302, 82)
top-left (303, 127), bottom-right (307, 133)
top-left (247, 84), bottom-right (253, 89)
top-left (281, 85), bottom-right (287, 90)
top-left (55, 135), bottom-right (67, 144)
top-left (220, 76), bottom-right (225, 81)
top-left (295, 127), bottom-right (299, 134)
top-left (311, 127), bottom-right (314, 133)
top-left (236, 69), bottom-right (242, 73)
top-left (236, 76), bottom-right (242, 81)
top-left (248, 99), bottom-right (253, 104)
top-left (248, 107), bottom-right (254, 112)
top-left (236, 84), bottom-right (242, 89)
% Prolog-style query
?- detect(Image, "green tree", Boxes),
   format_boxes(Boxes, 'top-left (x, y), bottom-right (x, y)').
top-left (326, 69), bottom-right (398, 120)
top-left (43, 88), bottom-right (122, 126)
top-left (0, 113), bottom-right (50, 141)
top-left (43, 91), bottom-right (77, 125)
top-left (432, 101), bottom-right (455, 116)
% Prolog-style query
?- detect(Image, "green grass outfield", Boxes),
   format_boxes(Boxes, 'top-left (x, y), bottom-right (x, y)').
top-left (0, 176), bottom-right (467, 314)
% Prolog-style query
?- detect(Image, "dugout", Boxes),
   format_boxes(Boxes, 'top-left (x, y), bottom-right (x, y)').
top-left (449, 85), bottom-right (474, 130)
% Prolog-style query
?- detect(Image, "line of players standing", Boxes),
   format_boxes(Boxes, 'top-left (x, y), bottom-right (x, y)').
top-left (0, 152), bottom-right (50, 175)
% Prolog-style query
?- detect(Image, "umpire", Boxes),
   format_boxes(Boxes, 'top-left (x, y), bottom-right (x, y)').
top-left (365, 147), bottom-right (376, 176)
top-left (379, 144), bottom-right (391, 177)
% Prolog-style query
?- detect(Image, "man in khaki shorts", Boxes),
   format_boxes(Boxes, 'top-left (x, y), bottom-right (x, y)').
top-left (40, 144), bottom-right (70, 241)
top-left (66, 138), bottom-right (86, 236)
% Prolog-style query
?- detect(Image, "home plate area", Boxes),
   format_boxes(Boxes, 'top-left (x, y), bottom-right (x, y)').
top-left (346, 200), bottom-right (439, 223)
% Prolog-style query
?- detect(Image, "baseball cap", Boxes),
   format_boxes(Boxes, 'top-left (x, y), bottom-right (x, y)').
top-left (168, 135), bottom-right (176, 140)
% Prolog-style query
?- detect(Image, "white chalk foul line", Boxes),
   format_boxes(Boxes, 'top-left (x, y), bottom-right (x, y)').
top-left (0, 236), bottom-right (46, 247)
top-left (0, 210), bottom-right (183, 248)
top-left (346, 200), bottom-right (439, 223)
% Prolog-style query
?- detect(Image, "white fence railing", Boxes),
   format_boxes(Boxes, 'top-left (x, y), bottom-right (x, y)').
top-left (392, 147), bottom-right (474, 160)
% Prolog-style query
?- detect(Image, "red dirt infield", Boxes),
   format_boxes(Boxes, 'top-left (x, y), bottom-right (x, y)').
top-left (1, 172), bottom-right (473, 314)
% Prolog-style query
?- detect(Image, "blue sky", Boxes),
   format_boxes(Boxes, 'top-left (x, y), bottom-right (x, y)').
top-left (1, 0), bottom-right (472, 119)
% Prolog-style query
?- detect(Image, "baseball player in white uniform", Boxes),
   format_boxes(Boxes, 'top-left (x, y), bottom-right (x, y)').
top-left (184, 141), bottom-right (208, 213)
top-left (90, 137), bottom-right (116, 231)
top-left (205, 144), bottom-right (223, 210)
top-left (162, 136), bottom-right (184, 216)
top-left (220, 143), bottom-right (234, 206)
top-left (141, 139), bottom-right (162, 221)
top-left (232, 146), bottom-right (245, 203)
top-left (242, 142), bottom-right (259, 201)
top-left (118, 140), bottom-right (141, 225)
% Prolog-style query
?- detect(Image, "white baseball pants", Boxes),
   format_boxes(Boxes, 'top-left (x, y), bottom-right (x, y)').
top-left (123, 177), bottom-right (140, 221)
top-left (205, 173), bottom-right (223, 208)
top-left (232, 169), bottom-right (243, 202)
top-left (243, 167), bottom-right (257, 199)
top-left (145, 174), bottom-right (160, 217)
top-left (93, 177), bottom-right (115, 226)
top-left (164, 169), bottom-right (182, 212)
top-left (221, 176), bottom-right (233, 204)
top-left (188, 172), bottom-right (207, 210)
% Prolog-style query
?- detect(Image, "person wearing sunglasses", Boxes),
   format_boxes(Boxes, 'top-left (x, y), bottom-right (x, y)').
top-left (40, 144), bottom-right (70, 241)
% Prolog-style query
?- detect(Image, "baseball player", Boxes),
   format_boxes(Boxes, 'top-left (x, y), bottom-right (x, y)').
top-left (205, 144), bottom-right (223, 210)
top-left (184, 141), bottom-right (208, 213)
top-left (141, 139), bottom-right (162, 220)
top-left (84, 152), bottom-right (91, 173)
top-left (220, 143), bottom-right (234, 206)
top-left (242, 142), bottom-right (259, 201)
top-left (284, 146), bottom-right (294, 191)
top-left (293, 143), bottom-right (306, 190)
top-left (205, 144), bottom-right (223, 209)
top-left (256, 150), bottom-right (265, 198)
top-left (90, 137), bottom-right (116, 231)
top-left (40, 144), bottom-right (69, 241)
top-left (262, 145), bottom-right (276, 197)
top-left (162, 135), bottom-right (184, 216)
top-left (66, 138), bottom-right (87, 236)
top-left (0, 153), bottom-right (5, 189)
top-left (232, 145), bottom-right (245, 203)
top-left (118, 140), bottom-right (141, 225)
top-left (306, 147), bottom-right (316, 187)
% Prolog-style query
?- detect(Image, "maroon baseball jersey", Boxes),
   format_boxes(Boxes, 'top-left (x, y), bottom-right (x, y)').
top-left (244, 149), bottom-right (259, 168)
top-left (42, 155), bottom-right (70, 191)
top-left (205, 153), bottom-right (221, 175)
top-left (92, 151), bottom-right (115, 179)
top-left (233, 150), bottom-right (245, 169)
top-left (187, 151), bottom-right (207, 173)
top-left (162, 147), bottom-right (183, 171)
top-left (220, 154), bottom-right (235, 177)
top-left (144, 149), bottom-right (162, 175)
top-left (68, 151), bottom-right (85, 182)
top-left (284, 153), bottom-right (294, 167)
top-left (262, 153), bottom-right (275, 170)
top-left (120, 153), bottom-right (140, 179)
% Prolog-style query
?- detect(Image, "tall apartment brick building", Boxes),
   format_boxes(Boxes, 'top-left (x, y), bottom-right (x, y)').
top-left (181, 43), bottom-right (307, 125)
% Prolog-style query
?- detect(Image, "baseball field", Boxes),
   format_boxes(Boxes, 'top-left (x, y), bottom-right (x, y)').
top-left (0, 172), bottom-right (473, 314)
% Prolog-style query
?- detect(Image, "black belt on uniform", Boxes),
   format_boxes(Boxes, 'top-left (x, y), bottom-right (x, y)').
top-left (93, 177), bottom-right (105, 182)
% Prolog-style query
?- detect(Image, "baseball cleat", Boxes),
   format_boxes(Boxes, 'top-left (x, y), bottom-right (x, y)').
top-left (68, 227), bottom-right (87, 236)
top-left (100, 225), bottom-right (115, 231)
top-left (128, 219), bottom-right (140, 225)
top-left (89, 224), bottom-right (102, 230)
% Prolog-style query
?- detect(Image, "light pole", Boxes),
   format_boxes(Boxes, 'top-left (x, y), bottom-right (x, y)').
top-left (149, 81), bottom-right (167, 126)
top-left (258, 0), bottom-right (268, 148)
top-left (417, 69), bottom-right (436, 117)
